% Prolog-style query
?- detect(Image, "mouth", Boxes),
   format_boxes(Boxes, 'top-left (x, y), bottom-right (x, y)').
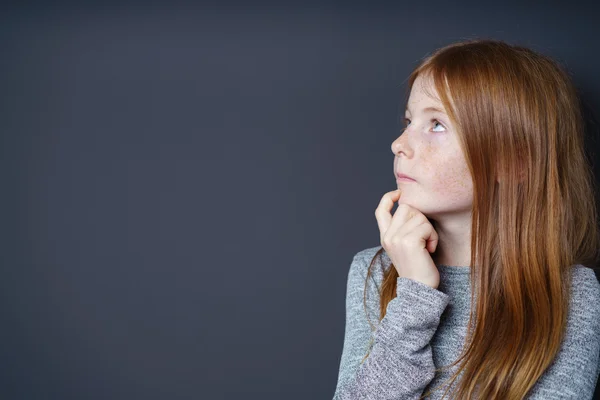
top-left (396, 172), bottom-right (416, 182)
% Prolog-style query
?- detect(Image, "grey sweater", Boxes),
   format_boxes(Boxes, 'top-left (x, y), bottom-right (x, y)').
top-left (332, 245), bottom-right (600, 399)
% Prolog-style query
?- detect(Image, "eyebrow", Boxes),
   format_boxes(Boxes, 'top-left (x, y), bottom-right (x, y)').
top-left (405, 106), bottom-right (446, 114)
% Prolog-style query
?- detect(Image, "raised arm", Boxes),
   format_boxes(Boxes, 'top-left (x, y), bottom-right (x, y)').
top-left (332, 254), bottom-right (450, 400)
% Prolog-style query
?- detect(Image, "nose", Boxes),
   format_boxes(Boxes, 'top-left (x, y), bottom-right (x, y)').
top-left (391, 130), bottom-right (411, 157)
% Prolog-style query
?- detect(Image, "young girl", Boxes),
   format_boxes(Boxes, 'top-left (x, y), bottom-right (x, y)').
top-left (332, 39), bottom-right (600, 399)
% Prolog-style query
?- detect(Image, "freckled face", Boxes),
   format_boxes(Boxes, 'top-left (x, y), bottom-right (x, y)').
top-left (391, 74), bottom-right (473, 217)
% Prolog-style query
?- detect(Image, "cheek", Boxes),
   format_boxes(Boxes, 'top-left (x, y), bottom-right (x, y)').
top-left (417, 139), bottom-right (473, 198)
top-left (429, 156), bottom-right (472, 198)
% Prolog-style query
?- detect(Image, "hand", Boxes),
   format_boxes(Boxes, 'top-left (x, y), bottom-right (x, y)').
top-left (374, 189), bottom-right (441, 289)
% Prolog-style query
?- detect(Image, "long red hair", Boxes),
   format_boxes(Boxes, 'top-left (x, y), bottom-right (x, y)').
top-left (360, 39), bottom-right (600, 399)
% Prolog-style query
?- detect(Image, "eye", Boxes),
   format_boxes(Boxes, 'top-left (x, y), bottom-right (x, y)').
top-left (432, 119), bottom-right (446, 132)
top-left (403, 118), bottom-right (446, 133)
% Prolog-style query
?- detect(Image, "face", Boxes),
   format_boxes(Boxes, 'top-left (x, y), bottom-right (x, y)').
top-left (391, 73), bottom-right (473, 218)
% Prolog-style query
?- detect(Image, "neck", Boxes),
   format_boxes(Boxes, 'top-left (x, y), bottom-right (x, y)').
top-left (430, 216), bottom-right (472, 267)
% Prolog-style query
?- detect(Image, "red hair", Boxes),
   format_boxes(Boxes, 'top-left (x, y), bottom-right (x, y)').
top-left (360, 39), bottom-right (600, 399)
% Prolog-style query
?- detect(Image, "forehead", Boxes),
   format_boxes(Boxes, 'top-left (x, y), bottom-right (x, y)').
top-left (406, 74), bottom-right (446, 113)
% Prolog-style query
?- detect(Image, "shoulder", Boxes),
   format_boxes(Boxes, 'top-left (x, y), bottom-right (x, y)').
top-left (346, 245), bottom-right (391, 289)
top-left (350, 245), bottom-right (390, 275)
top-left (352, 245), bottom-right (386, 265)
top-left (570, 264), bottom-right (600, 294)
top-left (569, 265), bottom-right (600, 328)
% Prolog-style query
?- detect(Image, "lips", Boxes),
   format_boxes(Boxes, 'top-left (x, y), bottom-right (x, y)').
top-left (396, 172), bottom-right (416, 181)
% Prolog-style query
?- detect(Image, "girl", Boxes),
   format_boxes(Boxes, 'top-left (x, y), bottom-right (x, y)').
top-left (333, 39), bottom-right (600, 399)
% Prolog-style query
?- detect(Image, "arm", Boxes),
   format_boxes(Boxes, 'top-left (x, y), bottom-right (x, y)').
top-left (525, 267), bottom-right (600, 399)
top-left (332, 253), bottom-right (450, 400)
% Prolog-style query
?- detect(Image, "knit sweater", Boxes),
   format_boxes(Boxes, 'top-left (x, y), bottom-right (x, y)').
top-left (332, 245), bottom-right (600, 399)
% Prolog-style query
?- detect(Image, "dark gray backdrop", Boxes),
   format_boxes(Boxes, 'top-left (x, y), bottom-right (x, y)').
top-left (2, 2), bottom-right (600, 399)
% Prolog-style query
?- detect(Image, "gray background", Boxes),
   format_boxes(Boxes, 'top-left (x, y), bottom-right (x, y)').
top-left (2, 2), bottom-right (600, 399)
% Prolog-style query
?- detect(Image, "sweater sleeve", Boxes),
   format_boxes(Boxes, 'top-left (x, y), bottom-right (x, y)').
top-left (332, 253), bottom-right (450, 400)
top-left (525, 267), bottom-right (600, 399)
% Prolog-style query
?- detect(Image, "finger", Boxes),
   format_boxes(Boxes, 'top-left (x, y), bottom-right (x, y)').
top-left (375, 189), bottom-right (402, 242)
top-left (388, 207), bottom-right (426, 239)
top-left (408, 222), bottom-right (439, 253)
top-left (386, 203), bottom-right (423, 239)
top-left (375, 189), bottom-right (401, 236)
